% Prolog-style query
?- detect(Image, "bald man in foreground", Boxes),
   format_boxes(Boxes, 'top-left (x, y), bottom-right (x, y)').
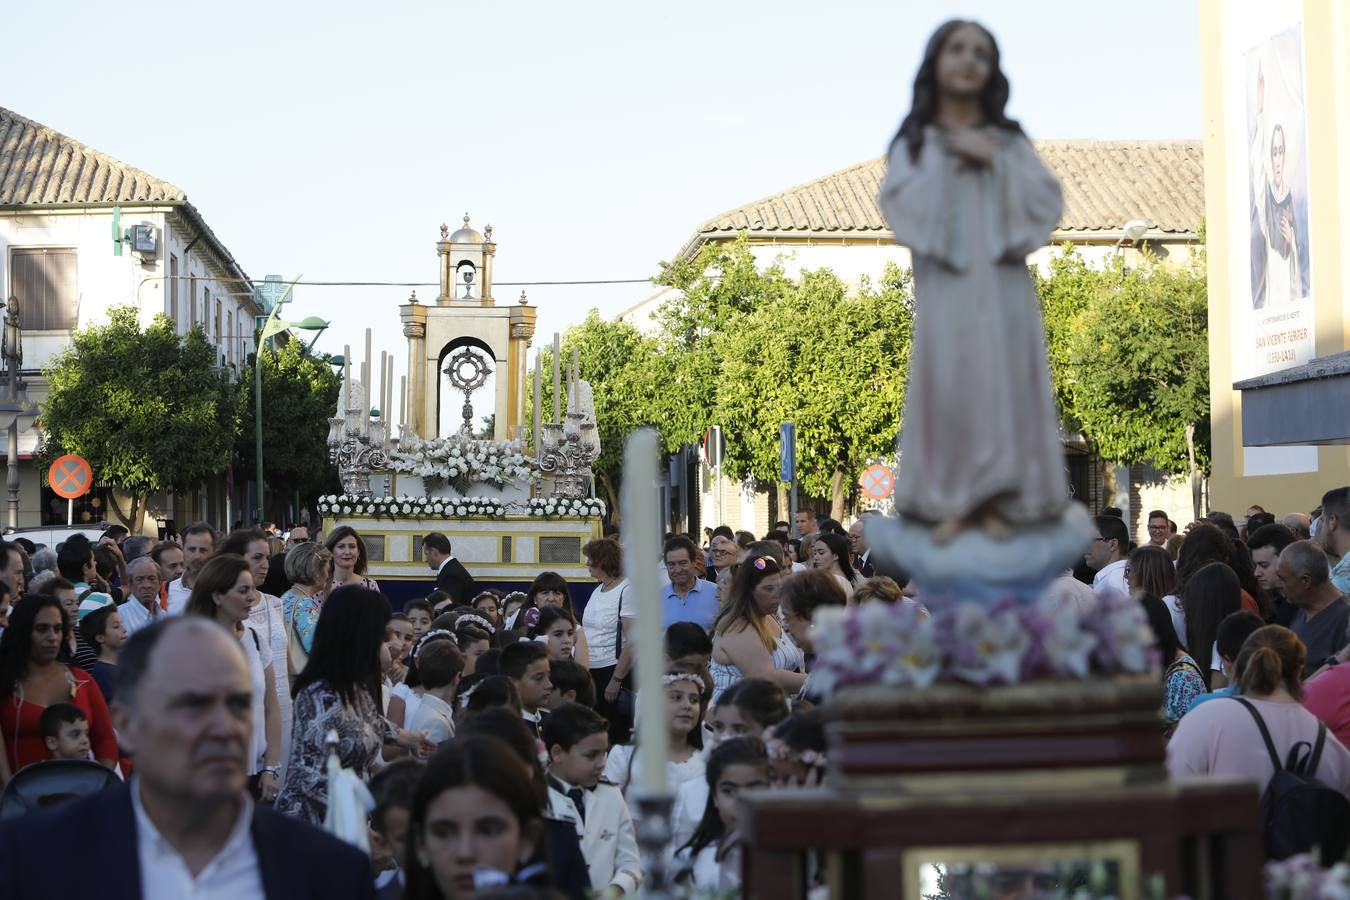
top-left (0, 617), bottom-right (375, 900)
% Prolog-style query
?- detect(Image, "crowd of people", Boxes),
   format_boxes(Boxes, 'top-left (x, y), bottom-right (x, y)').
top-left (0, 489), bottom-right (1347, 896)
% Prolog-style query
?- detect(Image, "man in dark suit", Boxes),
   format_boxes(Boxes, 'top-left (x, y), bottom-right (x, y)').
top-left (849, 518), bottom-right (876, 579)
top-left (422, 531), bottom-right (477, 606)
top-left (0, 616), bottom-right (374, 900)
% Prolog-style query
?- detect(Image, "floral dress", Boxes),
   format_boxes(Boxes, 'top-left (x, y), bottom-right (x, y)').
top-left (282, 587), bottom-right (321, 659)
top-left (1163, 654), bottom-right (1207, 723)
top-left (275, 680), bottom-right (396, 825)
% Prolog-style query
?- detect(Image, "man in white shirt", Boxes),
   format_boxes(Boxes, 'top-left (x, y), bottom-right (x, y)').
top-left (1087, 514), bottom-right (1130, 602)
top-left (165, 523), bottom-right (218, 615)
top-left (406, 640), bottom-right (462, 745)
top-left (119, 556), bottom-right (165, 635)
top-left (0, 616), bottom-right (375, 899)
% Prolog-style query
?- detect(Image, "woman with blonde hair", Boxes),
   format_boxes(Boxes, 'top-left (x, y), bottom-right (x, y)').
top-left (709, 556), bottom-right (805, 703)
top-left (281, 541), bottom-right (333, 675)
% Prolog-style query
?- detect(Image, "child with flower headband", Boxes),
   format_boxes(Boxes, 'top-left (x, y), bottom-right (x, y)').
top-left (471, 590), bottom-right (505, 629)
top-left (603, 666), bottom-right (708, 816)
top-left (670, 676), bottom-right (788, 852)
top-left (764, 709), bottom-right (828, 787)
top-left (674, 736), bottom-right (771, 894)
top-left (527, 605), bottom-right (590, 668)
top-left (386, 629), bottom-right (456, 732)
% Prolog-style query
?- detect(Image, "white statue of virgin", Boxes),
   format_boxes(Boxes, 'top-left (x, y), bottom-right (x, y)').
top-left (868, 20), bottom-right (1092, 603)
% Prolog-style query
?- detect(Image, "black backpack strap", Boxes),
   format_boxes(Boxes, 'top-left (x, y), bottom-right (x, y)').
top-left (1234, 697), bottom-right (1284, 772)
top-left (1306, 722), bottom-right (1328, 777)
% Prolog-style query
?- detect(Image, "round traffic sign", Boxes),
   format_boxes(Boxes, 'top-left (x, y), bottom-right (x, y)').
top-left (859, 464), bottom-right (895, 500)
top-left (48, 454), bottom-right (93, 499)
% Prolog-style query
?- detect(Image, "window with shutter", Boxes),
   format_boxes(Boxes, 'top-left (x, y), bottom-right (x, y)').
top-left (10, 248), bottom-right (78, 330)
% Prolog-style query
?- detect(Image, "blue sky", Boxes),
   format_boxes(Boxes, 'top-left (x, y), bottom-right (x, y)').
top-left (3, 0), bottom-right (1201, 408)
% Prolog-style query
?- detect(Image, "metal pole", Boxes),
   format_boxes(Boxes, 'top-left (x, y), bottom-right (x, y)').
top-left (6, 420), bottom-right (16, 530)
top-left (67, 497), bottom-right (73, 526)
top-left (255, 325), bottom-right (264, 524)
top-left (6, 356), bottom-right (17, 529)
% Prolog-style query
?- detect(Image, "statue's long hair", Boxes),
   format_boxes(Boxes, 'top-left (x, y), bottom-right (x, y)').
top-left (890, 19), bottom-right (1023, 163)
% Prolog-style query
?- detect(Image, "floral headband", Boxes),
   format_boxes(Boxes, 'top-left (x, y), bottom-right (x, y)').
top-left (765, 735), bottom-right (827, 769)
top-left (458, 679), bottom-right (484, 709)
top-left (663, 671), bottom-right (704, 691)
top-left (455, 613), bottom-right (496, 635)
top-left (412, 629), bottom-right (454, 660)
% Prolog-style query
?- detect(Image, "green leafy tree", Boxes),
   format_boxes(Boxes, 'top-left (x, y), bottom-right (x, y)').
top-left (652, 235), bottom-right (792, 451)
top-left (715, 264), bottom-right (913, 518)
top-left (236, 337), bottom-right (342, 519)
top-left (530, 311), bottom-right (662, 514)
top-left (39, 306), bottom-right (239, 532)
top-left (1065, 250), bottom-right (1210, 516)
top-left (1034, 244), bottom-right (1101, 431)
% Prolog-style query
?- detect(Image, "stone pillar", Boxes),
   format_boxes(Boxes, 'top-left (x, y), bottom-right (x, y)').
top-left (400, 300), bottom-right (428, 437)
top-left (508, 300), bottom-right (537, 441)
top-left (435, 224), bottom-right (453, 305)
top-left (482, 228), bottom-right (496, 307)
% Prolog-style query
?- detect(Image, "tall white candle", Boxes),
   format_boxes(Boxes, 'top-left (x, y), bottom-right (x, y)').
top-left (623, 428), bottom-right (666, 798)
top-left (400, 375), bottom-right (407, 427)
top-left (552, 333), bottom-right (562, 423)
top-left (363, 328), bottom-right (373, 422)
top-left (386, 355), bottom-right (394, 426)
top-left (379, 351), bottom-right (388, 419)
top-left (342, 344), bottom-right (352, 411)
top-left (533, 352), bottom-right (542, 456)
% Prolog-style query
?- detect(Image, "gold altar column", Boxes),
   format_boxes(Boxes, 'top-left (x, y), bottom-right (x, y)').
top-left (507, 295), bottom-right (537, 440)
top-left (400, 297), bottom-right (428, 437)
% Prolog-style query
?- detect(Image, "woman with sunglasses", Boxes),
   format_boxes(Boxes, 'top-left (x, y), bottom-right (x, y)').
top-left (709, 556), bottom-right (805, 704)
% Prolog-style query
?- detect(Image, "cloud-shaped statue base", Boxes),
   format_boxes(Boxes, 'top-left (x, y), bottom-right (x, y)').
top-left (865, 504), bottom-right (1095, 606)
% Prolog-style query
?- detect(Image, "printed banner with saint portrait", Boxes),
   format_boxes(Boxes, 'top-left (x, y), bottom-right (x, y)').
top-left (1226, 12), bottom-right (1315, 383)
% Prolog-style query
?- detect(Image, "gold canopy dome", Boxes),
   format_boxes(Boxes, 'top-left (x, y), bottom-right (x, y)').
top-left (449, 213), bottom-right (484, 244)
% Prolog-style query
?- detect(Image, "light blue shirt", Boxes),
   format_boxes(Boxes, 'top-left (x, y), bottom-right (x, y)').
top-left (660, 578), bottom-right (719, 631)
top-left (1186, 683), bottom-right (1240, 713)
top-left (1332, 554), bottom-right (1350, 596)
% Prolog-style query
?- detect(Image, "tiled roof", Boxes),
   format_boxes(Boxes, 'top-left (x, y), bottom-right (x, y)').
top-left (0, 106), bottom-right (258, 309)
top-left (679, 140), bottom-right (1204, 258)
top-left (0, 105), bottom-right (186, 206)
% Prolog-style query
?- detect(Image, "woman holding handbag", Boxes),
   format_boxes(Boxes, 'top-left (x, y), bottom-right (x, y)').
top-left (580, 537), bottom-right (634, 745)
top-left (280, 542), bottom-right (333, 679)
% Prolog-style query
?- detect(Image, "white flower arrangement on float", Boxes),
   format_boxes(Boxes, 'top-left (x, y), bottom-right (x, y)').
top-left (316, 495), bottom-right (506, 519)
top-left (526, 497), bottom-right (607, 519)
top-left (809, 590), bottom-right (1157, 695)
top-left (1266, 853), bottom-right (1350, 899)
top-left (386, 435), bottom-right (534, 494)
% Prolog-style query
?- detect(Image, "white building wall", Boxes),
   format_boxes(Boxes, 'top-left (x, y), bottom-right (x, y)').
top-left (0, 207), bottom-right (259, 529)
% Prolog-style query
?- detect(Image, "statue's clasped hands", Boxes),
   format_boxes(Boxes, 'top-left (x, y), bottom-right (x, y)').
top-left (944, 127), bottom-right (999, 170)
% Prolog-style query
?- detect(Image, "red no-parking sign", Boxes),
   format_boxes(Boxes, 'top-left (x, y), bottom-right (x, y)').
top-left (48, 454), bottom-right (93, 499)
top-left (859, 464), bottom-right (895, 500)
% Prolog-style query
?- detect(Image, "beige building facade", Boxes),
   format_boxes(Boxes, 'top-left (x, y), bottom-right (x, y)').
top-left (1200, 0), bottom-right (1350, 516)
